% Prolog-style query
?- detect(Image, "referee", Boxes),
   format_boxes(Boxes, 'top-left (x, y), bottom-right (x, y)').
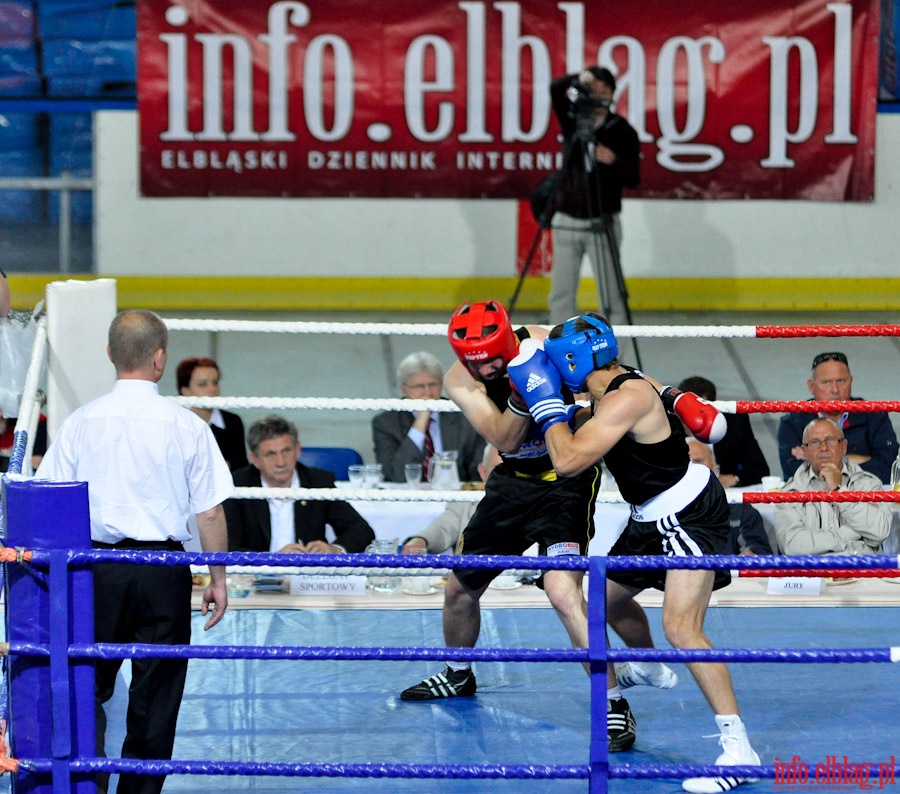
top-left (37, 309), bottom-right (234, 794)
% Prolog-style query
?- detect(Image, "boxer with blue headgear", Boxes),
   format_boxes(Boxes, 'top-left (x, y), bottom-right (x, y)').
top-left (544, 314), bottom-right (619, 392)
top-left (509, 312), bottom-right (759, 790)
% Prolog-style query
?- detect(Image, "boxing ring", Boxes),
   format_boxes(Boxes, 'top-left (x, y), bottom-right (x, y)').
top-left (3, 314), bottom-right (900, 793)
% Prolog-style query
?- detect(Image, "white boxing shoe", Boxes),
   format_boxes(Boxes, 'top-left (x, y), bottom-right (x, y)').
top-left (682, 716), bottom-right (760, 793)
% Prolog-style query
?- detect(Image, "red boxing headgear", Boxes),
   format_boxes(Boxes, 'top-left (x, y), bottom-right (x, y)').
top-left (448, 301), bottom-right (518, 375)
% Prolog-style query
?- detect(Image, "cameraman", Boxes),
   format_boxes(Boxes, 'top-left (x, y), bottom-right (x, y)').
top-left (548, 67), bottom-right (640, 341)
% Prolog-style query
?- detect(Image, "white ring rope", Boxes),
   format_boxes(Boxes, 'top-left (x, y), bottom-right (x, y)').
top-left (174, 396), bottom-right (462, 412)
top-left (164, 318), bottom-right (758, 338)
top-left (235, 486), bottom-right (484, 503)
top-left (235, 486), bottom-right (746, 506)
top-left (174, 395), bottom-right (738, 415)
top-left (166, 319), bottom-right (449, 336)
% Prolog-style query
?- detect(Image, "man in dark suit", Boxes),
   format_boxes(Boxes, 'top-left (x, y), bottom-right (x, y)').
top-left (372, 351), bottom-right (485, 482)
top-left (226, 414), bottom-right (374, 553)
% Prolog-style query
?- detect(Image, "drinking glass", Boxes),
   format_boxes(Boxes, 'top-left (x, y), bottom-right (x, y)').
top-left (363, 463), bottom-right (384, 488)
top-left (404, 462), bottom-right (423, 487)
top-left (347, 464), bottom-right (365, 487)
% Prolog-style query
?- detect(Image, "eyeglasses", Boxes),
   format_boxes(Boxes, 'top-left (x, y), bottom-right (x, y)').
top-left (404, 381), bottom-right (441, 392)
top-left (801, 437), bottom-right (845, 449)
top-left (811, 352), bottom-right (848, 369)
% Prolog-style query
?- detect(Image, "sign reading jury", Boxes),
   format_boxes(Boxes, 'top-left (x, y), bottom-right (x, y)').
top-left (138, 0), bottom-right (878, 200)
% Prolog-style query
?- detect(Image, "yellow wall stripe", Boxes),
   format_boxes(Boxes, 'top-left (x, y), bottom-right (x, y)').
top-left (9, 275), bottom-right (900, 313)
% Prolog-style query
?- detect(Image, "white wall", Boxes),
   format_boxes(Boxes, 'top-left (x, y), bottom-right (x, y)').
top-left (95, 111), bottom-right (900, 279)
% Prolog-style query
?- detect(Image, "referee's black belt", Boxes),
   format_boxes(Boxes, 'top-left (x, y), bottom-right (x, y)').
top-left (92, 539), bottom-right (184, 551)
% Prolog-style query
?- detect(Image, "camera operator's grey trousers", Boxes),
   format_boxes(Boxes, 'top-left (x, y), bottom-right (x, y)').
top-left (548, 212), bottom-right (637, 362)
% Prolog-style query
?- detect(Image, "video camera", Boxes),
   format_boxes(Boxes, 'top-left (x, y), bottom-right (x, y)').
top-left (566, 80), bottom-right (610, 141)
top-left (566, 81), bottom-right (611, 115)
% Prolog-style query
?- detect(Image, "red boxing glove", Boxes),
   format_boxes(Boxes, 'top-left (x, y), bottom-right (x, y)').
top-left (659, 387), bottom-right (727, 444)
top-left (507, 379), bottom-right (530, 417)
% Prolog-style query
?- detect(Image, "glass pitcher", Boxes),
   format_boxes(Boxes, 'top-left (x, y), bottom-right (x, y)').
top-left (428, 450), bottom-right (460, 489)
top-left (365, 538), bottom-right (400, 592)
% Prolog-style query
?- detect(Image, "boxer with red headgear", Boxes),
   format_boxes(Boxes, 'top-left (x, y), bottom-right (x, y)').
top-left (508, 313), bottom-right (759, 790)
top-left (401, 302), bottom-right (675, 736)
top-left (448, 301), bottom-right (518, 379)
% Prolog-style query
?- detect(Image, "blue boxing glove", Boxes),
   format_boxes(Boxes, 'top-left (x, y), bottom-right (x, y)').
top-left (507, 339), bottom-right (568, 430)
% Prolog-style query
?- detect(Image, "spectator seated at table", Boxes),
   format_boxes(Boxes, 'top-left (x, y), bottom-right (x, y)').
top-left (177, 356), bottom-right (248, 471)
top-left (687, 440), bottom-right (773, 555)
top-left (777, 351), bottom-right (897, 484)
top-left (226, 414), bottom-right (374, 554)
top-left (372, 351), bottom-right (485, 483)
top-left (774, 417), bottom-right (890, 555)
top-left (400, 444), bottom-right (501, 554)
top-left (678, 375), bottom-right (770, 488)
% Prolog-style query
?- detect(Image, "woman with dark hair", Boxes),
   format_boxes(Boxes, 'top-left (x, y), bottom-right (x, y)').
top-left (176, 357), bottom-right (248, 471)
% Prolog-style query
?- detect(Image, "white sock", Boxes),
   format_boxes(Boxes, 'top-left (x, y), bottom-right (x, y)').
top-left (446, 661), bottom-right (471, 674)
top-left (715, 714), bottom-right (744, 733)
top-left (607, 685), bottom-right (622, 703)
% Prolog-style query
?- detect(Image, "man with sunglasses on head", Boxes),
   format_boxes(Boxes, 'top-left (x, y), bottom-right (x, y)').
top-left (775, 417), bottom-right (890, 555)
top-left (777, 351), bottom-right (897, 483)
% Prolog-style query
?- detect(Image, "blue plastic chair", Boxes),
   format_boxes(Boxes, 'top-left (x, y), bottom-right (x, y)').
top-left (298, 446), bottom-right (364, 481)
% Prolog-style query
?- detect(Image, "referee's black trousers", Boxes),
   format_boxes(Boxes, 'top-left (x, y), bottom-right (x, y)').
top-left (93, 541), bottom-right (192, 794)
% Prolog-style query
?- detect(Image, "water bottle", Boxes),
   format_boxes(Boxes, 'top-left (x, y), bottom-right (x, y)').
top-left (891, 451), bottom-right (900, 492)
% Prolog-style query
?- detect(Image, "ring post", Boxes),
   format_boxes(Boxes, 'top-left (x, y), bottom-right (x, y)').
top-left (4, 478), bottom-right (95, 793)
top-left (588, 556), bottom-right (608, 794)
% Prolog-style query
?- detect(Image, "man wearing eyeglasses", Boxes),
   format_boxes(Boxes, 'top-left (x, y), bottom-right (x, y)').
top-left (776, 351), bottom-right (897, 483)
top-left (372, 350), bottom-right (486, 483)
top-left (774, 418), bottom-right (891, 555)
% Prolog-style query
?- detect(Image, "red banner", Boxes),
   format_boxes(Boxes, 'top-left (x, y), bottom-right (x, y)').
top-left (138, 0), bottom-right (879, 201)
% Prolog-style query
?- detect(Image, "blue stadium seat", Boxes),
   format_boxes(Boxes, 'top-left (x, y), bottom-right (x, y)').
top-left (0, 39), bottom-right (38, 77)
top-left (0, 74), bottom-right (41, 94)
top-left (0, 112), bottom-right (40, 149)
top-left (37, 2), bottom-right (135, 40)
top-left (41, 38), bottom-right (134, 79)
top-left (298, 447), bottom-right (364, 481)
top-left (45, 75), bottom-right (134, 97)
top-left (0, 2), bottom-right (35, 40)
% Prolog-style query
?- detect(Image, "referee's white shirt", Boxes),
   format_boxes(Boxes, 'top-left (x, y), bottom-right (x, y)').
top-left (36, 379), bottom-right (234, 544)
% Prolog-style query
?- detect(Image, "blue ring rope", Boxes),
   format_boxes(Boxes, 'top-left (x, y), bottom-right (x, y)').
top-left (8, 642), bottom-right (896, 665)
top-left (21, 549), bottom-right (900, 573)
top-left (7, 545), bottom-right (896, 788)
top-left (17, 757), bottom-right (785, 782)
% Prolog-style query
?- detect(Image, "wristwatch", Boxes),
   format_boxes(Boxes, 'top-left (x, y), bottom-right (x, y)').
top-left (732, 475), bottom-right (741, 487)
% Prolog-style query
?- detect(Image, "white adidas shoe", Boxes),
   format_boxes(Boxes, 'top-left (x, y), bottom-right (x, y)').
top-left (682, 716), bottom-right (760, 793)
top-left (615, 661), bottom-right (678, 690)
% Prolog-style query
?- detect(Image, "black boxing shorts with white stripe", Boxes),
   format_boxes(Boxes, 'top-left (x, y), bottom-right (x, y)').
top-left (453, 461), bottom-right (600, 591)
top-left (607, 477), bottom-right (732, 593)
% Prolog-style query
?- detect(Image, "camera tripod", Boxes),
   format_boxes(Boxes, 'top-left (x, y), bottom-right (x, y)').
top-left (509, 97), bottom-right (641, 368)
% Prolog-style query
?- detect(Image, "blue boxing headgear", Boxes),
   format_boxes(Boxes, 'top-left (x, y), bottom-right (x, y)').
top-left (544, 315), bottom-right (619, 391)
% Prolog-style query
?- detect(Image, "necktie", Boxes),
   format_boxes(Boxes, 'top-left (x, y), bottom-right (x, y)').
top-left (423, 421), bottom-right (435, 480)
